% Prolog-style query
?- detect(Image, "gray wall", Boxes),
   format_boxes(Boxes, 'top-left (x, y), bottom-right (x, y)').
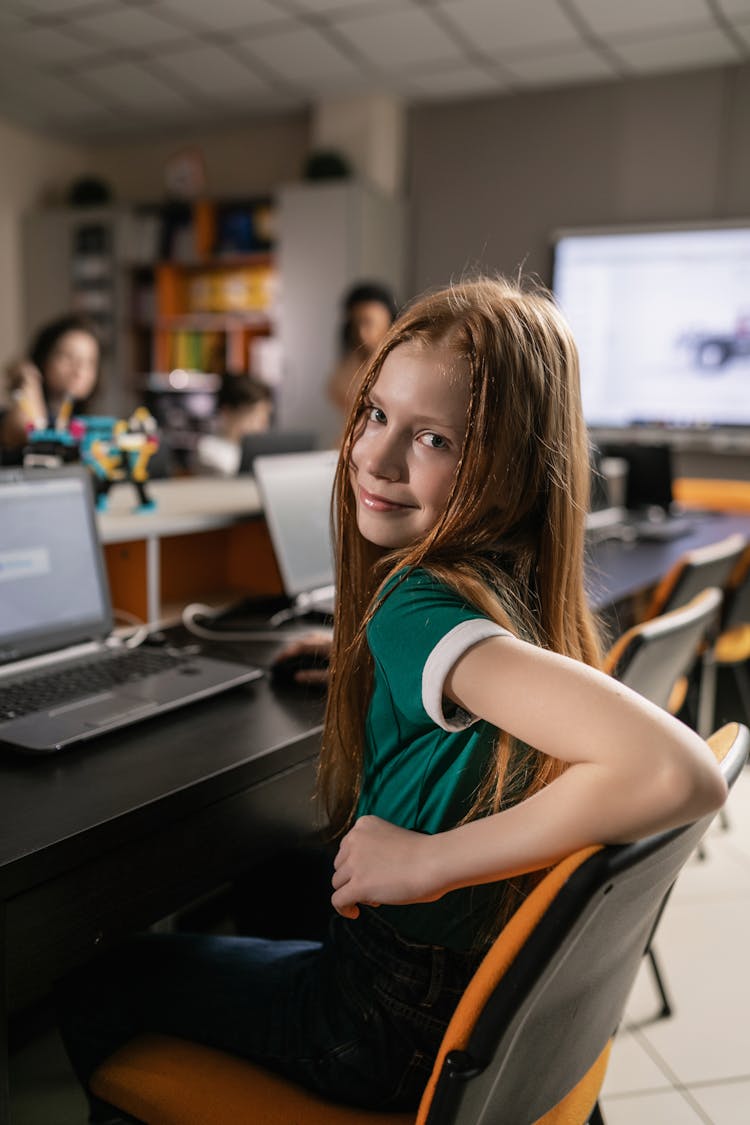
top-left (407, 64), bottom-right (750, 480)
top-left (408, 64), bottom-right (750, 294)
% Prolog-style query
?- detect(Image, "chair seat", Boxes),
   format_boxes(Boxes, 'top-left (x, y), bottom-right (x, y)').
top-left (715, 624), bottom-right (750, 665)
top-left (91, 1033), bottom-right (415, 1125)
top-left (91, 1030), bottom-right (611, 1125)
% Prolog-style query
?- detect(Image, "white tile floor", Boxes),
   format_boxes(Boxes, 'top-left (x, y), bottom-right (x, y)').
top-left (600, 765), bottom-right (750, 1125)
top-left (9, 767), bottom-right (750, 1124)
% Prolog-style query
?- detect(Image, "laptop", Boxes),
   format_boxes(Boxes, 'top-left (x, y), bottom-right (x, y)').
top-left (0, 467), bottom-right (262, 754)
top-left (237, 430), bottom-right (317, 475)
top-left (253, 450), bottom-right (338, 624)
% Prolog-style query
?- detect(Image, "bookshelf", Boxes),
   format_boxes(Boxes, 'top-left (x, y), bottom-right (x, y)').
top-left (22, 183), bottom-right (404, 449)
top-left (148, 198), bottom-right (277, 377)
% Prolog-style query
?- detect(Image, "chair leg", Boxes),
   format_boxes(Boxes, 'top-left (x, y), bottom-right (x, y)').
top-left (697, 650), bottom-right (717, 740)
top-left (588, 1100), bottom-right (606, 1124)
top-left (647, 945), bottom-right (673, 1020)
top-left (733, 663), bottom-right (750, 729)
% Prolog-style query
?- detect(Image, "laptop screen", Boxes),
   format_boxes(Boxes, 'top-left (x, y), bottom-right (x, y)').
top-left (238, 430), bottom-right (317, 475)
top-left (253, 450), bottom-right (337, 599)
top-left (0, 468), bottom-right (112, 663)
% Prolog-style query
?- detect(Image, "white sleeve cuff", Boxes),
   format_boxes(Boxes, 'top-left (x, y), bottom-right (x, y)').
top-left (422, 619), bottom-right (511, 731)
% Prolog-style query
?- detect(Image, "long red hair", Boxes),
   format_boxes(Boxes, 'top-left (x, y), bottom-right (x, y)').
top-left (319, 278), bottom-right (603, 855)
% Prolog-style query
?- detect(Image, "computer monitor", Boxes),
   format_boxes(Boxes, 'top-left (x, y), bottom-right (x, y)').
top-left (552, 222), bottom-right (750, 430)
top-left (599, 442), bottom-right (675, 512)
top-left (237, 430), bottom-right (316, 475)
top-left (252, 450), bottom-right (337, 601)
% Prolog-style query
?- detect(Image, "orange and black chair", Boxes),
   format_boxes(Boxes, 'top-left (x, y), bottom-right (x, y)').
top-left (604, 587), bottom-right (723, 1018)
top-left (89, 725), bottom-right (747, 1125)
top-left (709, 544), bottom-right (750, 731)
top-left (605, 586), bottom-right (723, 716)
top-left (644, 532), bottom-right (746, 621)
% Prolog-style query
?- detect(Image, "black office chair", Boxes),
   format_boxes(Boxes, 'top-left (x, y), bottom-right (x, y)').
top-left (604, 587), bottom-right (723, 1019)
top-left (90, 725), bottom-right (747, 1125)
top-left (706, 545), bottom-right (750, 733)
top-left (606, 586), bottom-right (723, 715)
top-left (645, 533), bottom-right (747, 779)
top-left (644, 532), bottom-right (746, 620)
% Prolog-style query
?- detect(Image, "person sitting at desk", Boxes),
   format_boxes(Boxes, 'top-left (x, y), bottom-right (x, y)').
top-left (0, 314), bottom-right (100, 462)
top-left (57, 277), bottom-right (726, 1123)
top-left (196, 371), bottom-right (274, 476)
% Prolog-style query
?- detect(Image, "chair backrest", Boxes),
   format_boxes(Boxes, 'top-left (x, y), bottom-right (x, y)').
top-left (723, 545), bottom-right (750, 633)
top-left (419, 723), bottom-right (748, 1125)
top-left (605, 587), bottom-right (722, 711)
top-left (646, 532), bottom-right (746, 619)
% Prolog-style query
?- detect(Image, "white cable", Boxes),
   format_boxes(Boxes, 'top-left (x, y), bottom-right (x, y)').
top-left (110, 608), bottom-right (151, 649)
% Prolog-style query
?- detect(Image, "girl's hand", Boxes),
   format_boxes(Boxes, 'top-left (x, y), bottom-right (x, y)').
top-left (6, 361), bottom-right (46, 429)
top-left (272, 630), bottom-right (332, 685)
top-left (331, 816), bottom-right (442, 919)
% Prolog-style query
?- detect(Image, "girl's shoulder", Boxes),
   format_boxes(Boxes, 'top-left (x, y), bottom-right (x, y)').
top-left (370, 565), bottom-right (491, 636)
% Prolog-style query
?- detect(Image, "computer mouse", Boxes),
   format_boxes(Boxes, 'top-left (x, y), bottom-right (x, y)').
top-left (270, 650), bottom-right (329, 688)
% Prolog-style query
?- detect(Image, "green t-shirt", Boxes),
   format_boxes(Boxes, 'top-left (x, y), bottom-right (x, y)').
top-left (360, 568), bottom-right (510, 951)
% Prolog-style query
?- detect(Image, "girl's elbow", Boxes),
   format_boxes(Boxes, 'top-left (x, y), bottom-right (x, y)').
top-left (696, 763), bottom-right (729, 817)
top-left (666, 755), bottom-right (728, 824)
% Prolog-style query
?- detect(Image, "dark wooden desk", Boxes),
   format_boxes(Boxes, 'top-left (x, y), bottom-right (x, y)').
top-left (0, 655), bottom-right (326, 1123)
top-left (586, 511), bottom-right (750, 612)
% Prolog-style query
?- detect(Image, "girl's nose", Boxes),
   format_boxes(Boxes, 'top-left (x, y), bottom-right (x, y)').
top-left (362, 431), bottom-right (403, 483)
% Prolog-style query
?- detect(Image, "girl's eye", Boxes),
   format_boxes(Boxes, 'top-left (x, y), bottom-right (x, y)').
top-left (367, 405), bottom-right (386, 424)
top-left (420, 432), bottom-right (448, 450)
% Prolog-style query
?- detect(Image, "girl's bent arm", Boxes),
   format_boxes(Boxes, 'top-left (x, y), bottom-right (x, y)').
top-left (331, 635), bottom-right (727, 918)
top-left (437, 635), bottom-right (727, 890)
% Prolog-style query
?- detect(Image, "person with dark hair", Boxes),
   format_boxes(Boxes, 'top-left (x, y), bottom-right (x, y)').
top-left (0, 315), bottom-right (100, 456)
top-left (196, 372), bottom-right (274, 475)
top-left (327, 281), bottom-right (398, 418)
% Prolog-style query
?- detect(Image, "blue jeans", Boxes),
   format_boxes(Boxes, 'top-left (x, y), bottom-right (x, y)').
top-left (56, 908), bottom-right (482, 1122)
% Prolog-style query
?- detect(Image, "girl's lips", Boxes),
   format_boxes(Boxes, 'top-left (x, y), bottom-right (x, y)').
top-left (359, 486), bottom-right (411, 512)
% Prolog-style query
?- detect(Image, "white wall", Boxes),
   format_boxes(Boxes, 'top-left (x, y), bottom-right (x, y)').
top-left (408, 63), bottom-right (750, 294)
top-left (0, 115), bottom-right (90, 368)
top-left (86, 113), bottom-right (310, 202)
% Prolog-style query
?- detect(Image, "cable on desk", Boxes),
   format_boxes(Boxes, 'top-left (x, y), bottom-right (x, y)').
top-left (181, 602), bottom-right (323, 643)
top-left (108, 608), bottom-right (151, 649)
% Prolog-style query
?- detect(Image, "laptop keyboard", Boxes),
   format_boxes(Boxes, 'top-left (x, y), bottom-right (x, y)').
top-left (0, 648), bottom-right (186, 722)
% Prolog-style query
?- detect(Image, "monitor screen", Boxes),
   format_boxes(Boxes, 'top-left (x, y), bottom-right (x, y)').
top-left (552, 223), bottom-right (750, 428)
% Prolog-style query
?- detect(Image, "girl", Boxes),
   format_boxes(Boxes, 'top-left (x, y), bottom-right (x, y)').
top-left (328, 281), bottom-right (399, 419)
top-left (0, 315), bottom-right (100, 455)
top-left (58, 277), bottom-right (726, 1121)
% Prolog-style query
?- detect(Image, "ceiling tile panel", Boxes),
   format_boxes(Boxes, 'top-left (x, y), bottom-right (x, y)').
top-left (69, 7), bottom-right (191, 49)
top-left (0, 9), bottom-right (26, 33)
top-left (156, 0), bottom-right (291, 32)
top-left (408, 64), bottom-right (508, 100)
top-left (335, 7), bottom-right (467, 68)
top-left (158, 45), bottom-right (275, 99)
top-left (284, 0), bottom-right (387, 11)
top-left (733, 18), bottom-right (750, 46)
top-left (572, 0), bottom-right (714, 38)
top-left (616, 27), bottom-right (742, 72)
top-left (1, 25), bottom-right (105, 64)
top-left (240, 25), bottom-right (361, 84)
top-left (508, 45), bottom-right (616, 87)
top-left (7, 0), bottom-right (106, 13)
top-left (436, 0), bottom-right (581, 53)
top-left (717, 0), bottom-right (750, 16)
top-left (81, 60), bottom-right (196, 111)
